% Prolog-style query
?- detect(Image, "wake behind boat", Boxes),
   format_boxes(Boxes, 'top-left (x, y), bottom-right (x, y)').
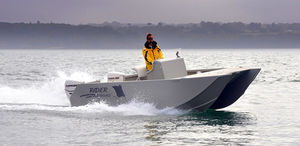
top-left (65, 58), bottom-right (260, 111)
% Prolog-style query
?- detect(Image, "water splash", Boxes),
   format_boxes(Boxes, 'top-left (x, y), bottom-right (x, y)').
top-left (0, 71), bottom-right (97, 106)
top-left (0, 71), bottom-right (183, 116)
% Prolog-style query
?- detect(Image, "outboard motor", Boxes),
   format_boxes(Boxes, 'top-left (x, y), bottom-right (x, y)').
top-left (65, 80), bottom-right (84, 98)
top-left (107, 72), bottom-right (125, 82)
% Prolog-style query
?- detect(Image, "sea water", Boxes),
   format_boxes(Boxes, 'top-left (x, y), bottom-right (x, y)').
top-left (0, 49), bottom-right (299, 145)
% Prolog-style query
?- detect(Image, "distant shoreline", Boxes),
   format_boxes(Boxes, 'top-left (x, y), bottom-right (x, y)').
top-left (1, 21), bottom-right (300, 49)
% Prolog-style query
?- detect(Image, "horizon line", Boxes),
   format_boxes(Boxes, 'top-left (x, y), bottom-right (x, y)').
top-left (1, 21), bottom-right (300, 25)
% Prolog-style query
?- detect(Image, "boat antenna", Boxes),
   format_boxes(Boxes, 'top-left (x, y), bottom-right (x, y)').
top-left (176, 48), bottom-right (182, 58)
top-left (176, 51), bottom-right (180, 58)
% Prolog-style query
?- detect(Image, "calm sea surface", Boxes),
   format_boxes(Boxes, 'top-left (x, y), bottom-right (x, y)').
top-left (0, 49), bottom-right (299, 145)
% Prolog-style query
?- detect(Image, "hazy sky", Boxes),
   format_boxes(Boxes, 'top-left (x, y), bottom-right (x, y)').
top-left (0, 0), bottom-right (300, 24)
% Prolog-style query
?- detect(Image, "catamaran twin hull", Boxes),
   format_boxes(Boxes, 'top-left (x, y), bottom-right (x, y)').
top-left (65, 58), bottom-right (260, 111)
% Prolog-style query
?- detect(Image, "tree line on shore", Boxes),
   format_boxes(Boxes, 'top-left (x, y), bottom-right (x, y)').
top-left (0, 21), bottom-right (300, 49)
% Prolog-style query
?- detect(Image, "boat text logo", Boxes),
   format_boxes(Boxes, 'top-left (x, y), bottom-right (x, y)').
top-left (90, 87), bottom-right (108, 93)
top-left (79, 85), bottom-right (125, 98)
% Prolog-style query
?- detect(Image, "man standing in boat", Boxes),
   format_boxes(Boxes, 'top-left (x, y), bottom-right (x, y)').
top-left (143, 33), bottom-right (164, 71)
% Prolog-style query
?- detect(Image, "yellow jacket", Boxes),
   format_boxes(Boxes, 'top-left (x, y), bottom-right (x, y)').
top-left (142, 41), bottom-right (164, 71)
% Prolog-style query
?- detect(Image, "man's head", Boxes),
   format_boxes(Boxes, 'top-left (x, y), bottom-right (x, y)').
top-left (146, 33), bottom-right (153, 43)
